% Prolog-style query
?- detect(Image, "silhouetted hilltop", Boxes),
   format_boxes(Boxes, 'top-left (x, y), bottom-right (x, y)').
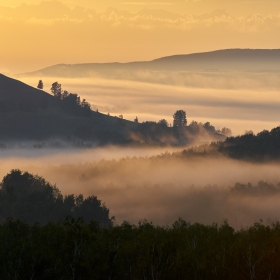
top-left (0, 74), bottom-right (225, 145)
top-left (0, 74), bottom-right (136, 142)
top-left (0, 74), bottom-right (54, 111)
top-left (177, 126), bottom-right (280, 162)
top-left (19, 49), bottom-right (280, 78)
top-left (218, 127), bottom-right (280, 161)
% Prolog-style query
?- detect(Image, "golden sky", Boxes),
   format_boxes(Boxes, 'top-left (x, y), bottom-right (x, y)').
top-left (1, 0), bottom-right (280, 73)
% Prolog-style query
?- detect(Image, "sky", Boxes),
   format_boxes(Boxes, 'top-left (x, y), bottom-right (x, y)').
top-left (1, 0), bottom-right (280, 73)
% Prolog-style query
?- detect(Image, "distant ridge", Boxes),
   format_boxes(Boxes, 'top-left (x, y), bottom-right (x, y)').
top-left (19, 49), bottom-right (280, 78)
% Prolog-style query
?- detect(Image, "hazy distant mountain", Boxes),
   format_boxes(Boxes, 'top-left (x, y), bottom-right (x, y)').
top-left (19, 49), bottom-right (280, 79)
top-left (0, 74), bottom-right (135, 142)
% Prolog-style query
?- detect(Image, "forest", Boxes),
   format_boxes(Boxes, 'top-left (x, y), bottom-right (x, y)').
top-left (172, 125), bottom-right (280, 162)
top-left (2, 217), bottom-right (280, 279)
top-left (1, 170), bottom-right (280, 279)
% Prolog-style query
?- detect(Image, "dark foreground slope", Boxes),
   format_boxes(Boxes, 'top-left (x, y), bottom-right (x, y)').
top-left (0, 74), bottom-right (136, 142)
top-left (19, 49), bottom-right (280, 78)
top-left (1, 218), bottom-right (280, 280)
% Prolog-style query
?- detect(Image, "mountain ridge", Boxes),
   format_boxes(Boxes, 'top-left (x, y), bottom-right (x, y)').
top-left (18, 49), bottom-right (280, 78)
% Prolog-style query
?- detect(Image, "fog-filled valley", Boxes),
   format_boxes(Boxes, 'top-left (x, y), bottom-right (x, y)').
top-left (2, 52), bottom-right (280, 228)
top-left (2, 146), bottom-right (280, 228)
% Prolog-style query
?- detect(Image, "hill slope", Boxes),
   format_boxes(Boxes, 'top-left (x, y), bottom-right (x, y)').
top-left (0, 74), bottom-right (225, 145)
top-left (19, 49), bottom-right (280, 79)
top-left (0, 74), bottom-right (136, 142)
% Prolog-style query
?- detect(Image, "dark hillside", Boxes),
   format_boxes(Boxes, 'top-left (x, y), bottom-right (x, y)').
top-left (0, 74), bottom-right (136, 142)
top-left (218, 127), bottom-right (280, 161)
top-left (0, 74), bottom-right (224, 145)
top-left (180, 126), bottom-right (280, 162)
top-left (0, 74), bottom-right (54, 112)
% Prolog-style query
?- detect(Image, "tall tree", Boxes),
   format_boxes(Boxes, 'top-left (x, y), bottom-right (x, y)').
top-left (50, 82), bottom-right (62, 99)
top-left (37, 80), bottom-right (43, 90)
top-left (173, 110), bottom-right (187, 127)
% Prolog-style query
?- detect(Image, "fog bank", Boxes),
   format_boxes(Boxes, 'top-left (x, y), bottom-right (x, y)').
top-left (18, 74), bottom-right (280, 135)
top-left (1, 148), bottom-right (280, 228)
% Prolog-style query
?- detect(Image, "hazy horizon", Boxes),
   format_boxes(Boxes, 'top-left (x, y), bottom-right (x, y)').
top-left (2, 0), bottom-right (280, 74)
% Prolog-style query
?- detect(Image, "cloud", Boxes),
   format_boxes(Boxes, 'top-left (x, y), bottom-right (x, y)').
top-left (1, 2), bottom-right (280, 33)
top-left (2, 1), bottom-right (280, 74)
top-left (120, 2), bottom-right (174, 5)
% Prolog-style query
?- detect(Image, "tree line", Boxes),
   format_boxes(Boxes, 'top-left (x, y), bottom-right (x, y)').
top-left (132, 111), bottom-right (231, 146)
top-left (49, 81), bottom-right (92, 117)
top-left (174, 126), bottom-right (280, 162)
top-left (1, 170), bottom-right (280, 278)
top-left (41, 81), bottom-right (231, 136)
top-left (1, 218), bottom-right (280, 279)
top-left (134, 110), bottom-right (231, 136)
top-left (218, 127), bottom-right (280, 161)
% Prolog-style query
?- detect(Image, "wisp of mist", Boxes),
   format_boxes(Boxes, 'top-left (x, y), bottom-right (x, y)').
top-left (2, 147), bottom-right (280, 228)
top-left (18, 71), bottom-right (280, 135)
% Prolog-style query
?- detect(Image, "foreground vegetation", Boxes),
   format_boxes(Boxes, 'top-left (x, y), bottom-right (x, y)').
top-left (1, 218), bottom-right (280, 279)
top-left (1, 170), bottom-right (280, 279)
top-left (0, 170), bottom-right (113, 226)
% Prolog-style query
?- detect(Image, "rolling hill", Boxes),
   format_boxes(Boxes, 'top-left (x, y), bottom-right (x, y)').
top-left (0, 73), bottom-right (225, 146)
top-left (0, 74), bottom-right (136, 143)
top-left (19, 49), bottom-right (280, 79)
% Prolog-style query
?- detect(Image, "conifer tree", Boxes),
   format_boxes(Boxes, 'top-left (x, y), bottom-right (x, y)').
top-left (173, 110), bottom-right (187, 127)
top-left (37, 80), bottom-right (43, 90)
